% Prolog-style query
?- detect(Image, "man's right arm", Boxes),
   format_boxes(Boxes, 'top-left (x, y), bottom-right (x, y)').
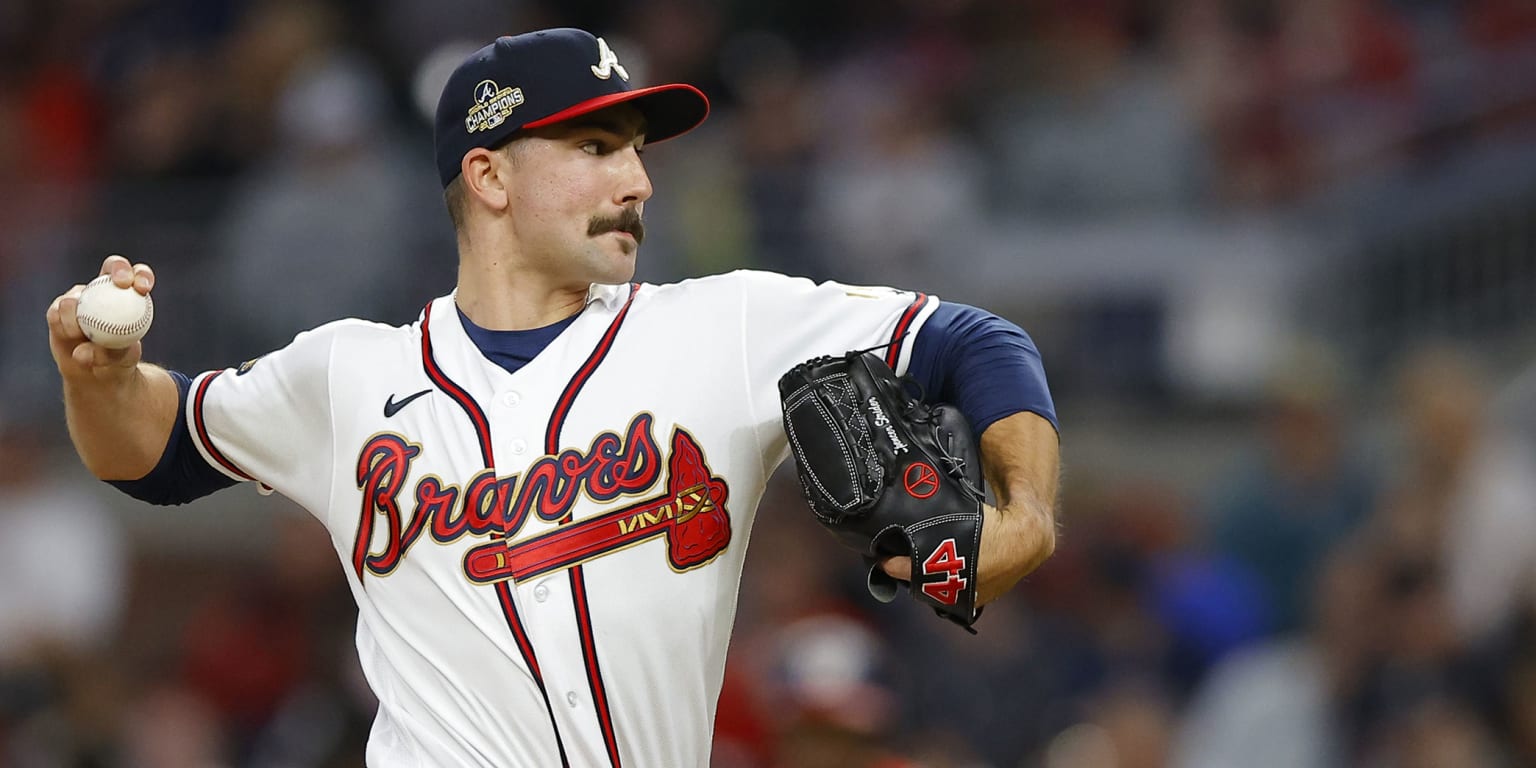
top-left (46, 255), bottom-right (178, 481)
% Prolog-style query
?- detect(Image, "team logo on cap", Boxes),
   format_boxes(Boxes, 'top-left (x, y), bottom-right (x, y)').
top-left (590, 37), bottom-right (629, 81)
top-left (465, 79), bottom-right (526, 134)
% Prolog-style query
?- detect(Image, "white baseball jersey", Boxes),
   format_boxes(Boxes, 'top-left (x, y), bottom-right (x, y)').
top-left (185, 269), bottom-right (939, 767)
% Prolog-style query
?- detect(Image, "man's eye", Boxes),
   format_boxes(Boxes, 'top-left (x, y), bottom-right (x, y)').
top-left (581, 141), bottom-right (604, 155)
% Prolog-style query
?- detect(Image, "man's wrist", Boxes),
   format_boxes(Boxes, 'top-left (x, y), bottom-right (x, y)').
top-left (976, 500), bottom-right (1056, 605)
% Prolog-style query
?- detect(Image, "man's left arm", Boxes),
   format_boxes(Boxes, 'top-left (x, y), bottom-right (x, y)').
top-left (974, 411), bottom-right (1059, 603)
top-left (882, 300), bottom-right (1061, 604)
top-left (879, 412), bottom-right (1058, 603)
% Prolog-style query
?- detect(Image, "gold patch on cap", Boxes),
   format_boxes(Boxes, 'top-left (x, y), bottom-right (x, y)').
top-left (466, 79), bottom-right (526, 134)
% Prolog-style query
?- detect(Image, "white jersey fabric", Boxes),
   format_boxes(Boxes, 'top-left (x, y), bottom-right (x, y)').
top-left (185, 270), bottom-right (939, 767)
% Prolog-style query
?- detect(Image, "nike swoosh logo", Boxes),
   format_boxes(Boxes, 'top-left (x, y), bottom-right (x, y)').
top-left (383, 389), bottom-right (432, 418)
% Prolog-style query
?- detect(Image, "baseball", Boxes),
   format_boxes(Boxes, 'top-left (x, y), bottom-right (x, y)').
top-left (76, 273), bottom-right (154, 349)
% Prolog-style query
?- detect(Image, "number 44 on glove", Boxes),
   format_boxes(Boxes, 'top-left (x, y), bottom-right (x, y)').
top-left (779, 349), bottom-right (986, 631)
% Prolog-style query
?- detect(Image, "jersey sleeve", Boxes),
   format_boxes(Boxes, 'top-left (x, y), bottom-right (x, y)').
top-left (907, 301), bottom-right (1059, 435)
top-left (736, 270), bottom-right (940, 424)
top-left (185, 324), bottom-right (340, 513)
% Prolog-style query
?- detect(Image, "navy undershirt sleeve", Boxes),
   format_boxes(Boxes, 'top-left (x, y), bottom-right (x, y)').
top-left (108, 370), bottom-right (239, 505)
top-left (906, 301), bottom-right (1058, 436)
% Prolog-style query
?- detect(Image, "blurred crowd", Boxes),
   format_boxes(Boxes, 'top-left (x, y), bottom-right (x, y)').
top-left (4, 0), bottom-right (1536, 766)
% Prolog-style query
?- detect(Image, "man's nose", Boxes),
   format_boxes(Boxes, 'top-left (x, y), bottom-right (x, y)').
top-left (616, 147), bottom-right (652, 206)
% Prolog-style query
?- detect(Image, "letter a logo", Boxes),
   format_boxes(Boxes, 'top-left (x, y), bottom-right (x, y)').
top-left (590, 37), bottom-right (629, 81)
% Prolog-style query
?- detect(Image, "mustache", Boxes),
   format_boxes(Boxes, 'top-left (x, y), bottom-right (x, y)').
top-left (588, 208), bottom-right (645, 246)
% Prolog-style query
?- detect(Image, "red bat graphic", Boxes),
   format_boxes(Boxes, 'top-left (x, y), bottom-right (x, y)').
top-left (464, 429), bottom-right (730, 583)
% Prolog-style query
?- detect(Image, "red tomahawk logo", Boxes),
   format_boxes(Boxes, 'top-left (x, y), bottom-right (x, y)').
top-left (463, 429), bottom-right (730, 584)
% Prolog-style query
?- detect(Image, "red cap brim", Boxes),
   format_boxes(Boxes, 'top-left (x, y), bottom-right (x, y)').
top-left (520, 83), bottom-right (710, 143)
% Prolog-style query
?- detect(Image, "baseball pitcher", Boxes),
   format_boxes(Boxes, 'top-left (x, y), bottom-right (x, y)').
top-left (45, 28), bottom-right (1060, 767)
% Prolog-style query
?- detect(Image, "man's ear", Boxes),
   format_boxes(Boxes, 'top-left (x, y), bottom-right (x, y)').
top-left (461, 147), bottom-right (510, 212)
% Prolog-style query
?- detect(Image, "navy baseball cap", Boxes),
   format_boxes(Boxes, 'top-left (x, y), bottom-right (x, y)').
top-left (433, 28), bottom-right (710, 187)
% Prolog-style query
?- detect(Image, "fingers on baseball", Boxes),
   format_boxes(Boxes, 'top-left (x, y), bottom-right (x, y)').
top-left (131, 263), bottom-right (154, 293)
top-left (72, 339), bottom-right (140, 370)
top-left (97, 255), bottom-right (154, 294)
top-left (48, 288), bottom-right (87, 341)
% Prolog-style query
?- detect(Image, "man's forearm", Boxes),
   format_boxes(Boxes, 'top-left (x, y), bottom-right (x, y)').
top-left (975, 410), bottom-right (1060, 605)
top-left (64, 363), bottom-right (179, 480)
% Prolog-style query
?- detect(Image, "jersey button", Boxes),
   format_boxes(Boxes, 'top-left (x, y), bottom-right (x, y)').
top-left (501, 391), bottom-right (521, 408)
top-left (533, 583), bottom-right (549, 602)
top-left (510, 439), bottom-right (528, 455)
top-left (566, 691), bottom-right (579, 707)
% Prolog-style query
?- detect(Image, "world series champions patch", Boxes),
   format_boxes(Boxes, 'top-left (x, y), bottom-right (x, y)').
top-left (466, 79), bottom-right (526, 134)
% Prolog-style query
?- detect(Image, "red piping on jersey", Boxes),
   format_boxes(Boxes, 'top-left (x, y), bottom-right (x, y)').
top-left (571, 567), bottom-right (621, 766)
top-left (421, 302), bottom-right (496, 466)
top-left (496, 580), bottom-right (572, 767)
top-left (545, 284), bottom-right (640, 456)
top-left (545, 283), bottom-right (639, 768)
top-left (192, 371), bottom-right (256, 481)
top-left (885, 293), bottom-right (929, 370)
top-left (421, 300), bottom-right (571, 768)
top-left (492, 580), bottom-right (544, 677)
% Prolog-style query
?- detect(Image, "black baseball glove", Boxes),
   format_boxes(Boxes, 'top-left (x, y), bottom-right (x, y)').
top-left (778, 349), bottom-right (986, 630)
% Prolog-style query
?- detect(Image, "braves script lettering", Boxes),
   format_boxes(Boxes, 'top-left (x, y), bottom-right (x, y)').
top-left (462, 428), bottom-right (731, 584)
top-left (352, 413), bottom-right (663, 580)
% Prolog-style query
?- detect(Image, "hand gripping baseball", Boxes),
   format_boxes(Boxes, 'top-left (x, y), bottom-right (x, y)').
top-left (47, 255), bottom-right (156, 380)
top-left (779, 350), bottom-right (987, 630)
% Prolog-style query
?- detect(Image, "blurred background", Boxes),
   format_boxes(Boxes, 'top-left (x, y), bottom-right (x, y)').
top-left (4, 0), bottom-right (1536, 765)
